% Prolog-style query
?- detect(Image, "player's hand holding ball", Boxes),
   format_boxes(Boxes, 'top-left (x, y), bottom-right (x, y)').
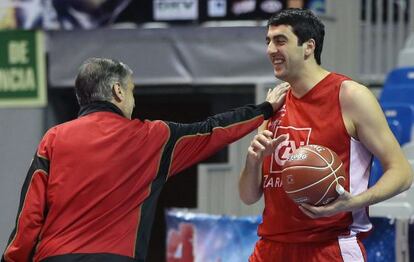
top-left (281, 145), bottom-right (353, 218)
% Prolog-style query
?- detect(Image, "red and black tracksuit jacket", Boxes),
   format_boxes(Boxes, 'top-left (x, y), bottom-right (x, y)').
top-left (2, 101), bottom-right (273, 262)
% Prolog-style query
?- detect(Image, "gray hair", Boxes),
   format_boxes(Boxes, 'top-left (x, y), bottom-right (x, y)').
top-left (74, 58), bottom-right (133, 106)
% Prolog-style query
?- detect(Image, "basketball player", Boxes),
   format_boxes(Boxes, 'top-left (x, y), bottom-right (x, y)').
top-left (239, 8), bottom-right (413, 262)
top-left (1, 58), bottom-right (287, 262)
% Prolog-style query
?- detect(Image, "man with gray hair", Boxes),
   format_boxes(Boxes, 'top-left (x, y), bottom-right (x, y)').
top-left (2, 57), bottom-right (287, 262)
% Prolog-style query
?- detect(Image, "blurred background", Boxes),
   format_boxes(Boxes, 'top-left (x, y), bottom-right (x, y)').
top-left (1, 0), bottom-right (414, 261)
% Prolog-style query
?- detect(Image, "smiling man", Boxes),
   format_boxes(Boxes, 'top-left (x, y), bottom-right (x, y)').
top-left (239, 8), bottom-right (413, 262)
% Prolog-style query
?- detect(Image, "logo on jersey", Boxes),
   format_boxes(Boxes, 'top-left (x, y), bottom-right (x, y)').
top-left (269, 126), bottom-right (312, 173)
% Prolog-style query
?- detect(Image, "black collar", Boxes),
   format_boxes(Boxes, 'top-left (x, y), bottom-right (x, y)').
top-left (78, 101), bottom-right (125, 118)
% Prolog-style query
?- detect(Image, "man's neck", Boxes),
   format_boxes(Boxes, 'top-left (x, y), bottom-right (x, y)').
top-left (288, 66), bottom-right (330, 98)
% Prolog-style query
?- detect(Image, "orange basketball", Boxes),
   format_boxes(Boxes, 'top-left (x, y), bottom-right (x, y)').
top-left (281, 145), bottom-right (346, 206)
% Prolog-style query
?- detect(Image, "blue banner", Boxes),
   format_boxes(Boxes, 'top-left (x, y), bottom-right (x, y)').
top-left (166, 209), bottom-right (260, 262)
top-left (362, 217), bottom-right (396, 262)
top-left (166, 209), bottom-right (399, 262)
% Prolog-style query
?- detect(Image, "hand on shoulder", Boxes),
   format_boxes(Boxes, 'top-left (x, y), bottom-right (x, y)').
top-left (266, 82), bottom-right (290, 112)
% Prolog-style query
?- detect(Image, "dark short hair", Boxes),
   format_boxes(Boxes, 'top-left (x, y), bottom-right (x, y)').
top-left (74, 58), bottom-right (133, 106)
top-left (267, 8), bottom-right (325, 65)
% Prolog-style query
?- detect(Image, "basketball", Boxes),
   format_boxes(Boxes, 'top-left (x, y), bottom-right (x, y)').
top-left (281, 145), bottom-right (346, 206)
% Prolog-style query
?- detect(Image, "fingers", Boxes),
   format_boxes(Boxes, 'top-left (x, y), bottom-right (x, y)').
top-left (250, 139), bottom-right (266, 151)
top-left (247, 131), bottom-right (276, 161)
top-left (247, 131), bottom-right (289, 164)
top-left (299, 189), bottom-right (352, 218)
top-left (266, 82), bottom-right (290, 112)
top-left (261, 129), bottom-right (273, 138)
top-left (335, 183), bottom-right (352, 200)
top-left (266, 85), bottom-right (288, 100)
top-left (273, 82), bottom-right (290, 94)
top-left (272, 134), bottom-right (289, 145)
top-left (336, 187), bottom-right (352, 201)
top-left (266, 82), bottom-right (289, 98)
top-left (248, 132), bottom-right (288, 157)
top-left (336, 184), bottom-right (345, 195)
top-left (299, 203), bottom-right (330, 219)
top-left (273, 82), bottom-right (290, 91)
top-left (278, 82), bottom-right (290, 88)
top-left (251, 133), bottom-right (272, 150)
top-left (268, 134), bottom-right (288, 153)
top-left (277, 83), bottom-right (290, 92)
top-left (247, 145), bottom-right (259, 158)
top-left (258, 120), bottom-right (269, 132)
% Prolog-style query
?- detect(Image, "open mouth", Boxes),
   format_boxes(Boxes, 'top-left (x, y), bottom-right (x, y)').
top-left (272, 56), bottom-right (285, 66)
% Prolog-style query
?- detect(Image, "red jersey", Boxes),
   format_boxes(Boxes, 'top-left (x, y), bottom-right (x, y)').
top-left (259, 73), bottom-right (372, 242)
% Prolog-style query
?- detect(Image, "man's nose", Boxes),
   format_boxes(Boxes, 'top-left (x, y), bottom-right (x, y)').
top-left (267, 44), bottom-right (277, 54)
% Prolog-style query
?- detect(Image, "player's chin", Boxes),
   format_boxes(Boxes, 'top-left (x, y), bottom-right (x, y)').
top-left (273, 69), bottom-right (286, 80)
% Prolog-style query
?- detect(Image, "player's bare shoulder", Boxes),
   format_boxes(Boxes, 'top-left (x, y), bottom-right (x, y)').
top-left (340, 80), bottom-right (379, 112)
top-left (340, 80), bottom-right (384, 139)
top-left (339, 80), bottom-right (372, 105)
top-left (339, 80), bottom-right (377, 139)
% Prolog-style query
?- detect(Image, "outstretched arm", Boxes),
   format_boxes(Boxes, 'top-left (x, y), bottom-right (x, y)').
top-left (166, 85), bottom-right (289, 178)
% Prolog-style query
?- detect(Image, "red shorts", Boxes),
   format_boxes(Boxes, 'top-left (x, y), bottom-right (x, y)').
top-left (249, 236), bottom-right (367, 262)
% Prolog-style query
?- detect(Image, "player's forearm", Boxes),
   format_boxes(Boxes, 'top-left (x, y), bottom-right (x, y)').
top-left (354, 162), bottom-right (413, 208)
top-left (239, 162), bottom-right (263, 205)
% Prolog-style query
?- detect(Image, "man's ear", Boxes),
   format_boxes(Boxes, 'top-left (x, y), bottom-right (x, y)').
top-left (112, 82), bottom-right (123, 102)
top-left (304, 39), bottom-right (315, 58)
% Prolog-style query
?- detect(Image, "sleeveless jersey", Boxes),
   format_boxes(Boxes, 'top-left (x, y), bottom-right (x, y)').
top-left (259, 73), bottom-right (373, 243)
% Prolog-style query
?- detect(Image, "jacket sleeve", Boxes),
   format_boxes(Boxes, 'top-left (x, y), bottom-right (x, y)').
top-left (165, 102), bottom-right (273, 177)
top-left (2, 130), bottom-right (54, 262)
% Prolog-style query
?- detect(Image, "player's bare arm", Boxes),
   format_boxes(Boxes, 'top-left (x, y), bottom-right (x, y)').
top-left (239, 131), bottom-right (288, 205)
top-left (300, 80), bottom-right (413, 218)
top-left (239, 84), bottom-right (289, 205)
top-left (341, 81), bottom-right (413, 205)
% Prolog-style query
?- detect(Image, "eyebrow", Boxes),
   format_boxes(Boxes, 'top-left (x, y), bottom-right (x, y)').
top-left (271, 34), bottom-right (288, 40)
top-left (266, 34), bottom-right (288, 44)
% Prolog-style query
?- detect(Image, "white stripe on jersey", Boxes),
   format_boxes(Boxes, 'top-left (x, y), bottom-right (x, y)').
top-left (349, 138), bottom-right (373, 233)
top-left (338, 235), bottom-right (365, 262)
